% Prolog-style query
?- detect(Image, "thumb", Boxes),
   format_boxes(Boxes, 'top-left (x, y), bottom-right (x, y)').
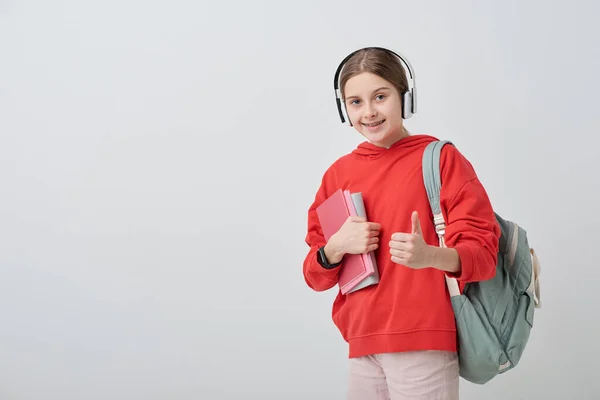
top-left (411, 211), bottom-right (422, 235)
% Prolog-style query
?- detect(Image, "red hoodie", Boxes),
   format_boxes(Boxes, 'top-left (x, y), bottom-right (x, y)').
top-left (303, 134), bottom-right (500, 358)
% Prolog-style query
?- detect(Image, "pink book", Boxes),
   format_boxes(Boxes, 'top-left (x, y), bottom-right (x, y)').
top-left (316, 188), bottom-right (378, 294)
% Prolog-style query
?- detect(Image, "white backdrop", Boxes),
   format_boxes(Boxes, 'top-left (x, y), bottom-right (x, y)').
top-left (1, 0), bottom-right (598, 399)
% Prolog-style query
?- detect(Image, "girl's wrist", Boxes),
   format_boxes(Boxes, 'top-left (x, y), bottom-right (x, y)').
top-left (429, 246), bottom-right (461, 274)
top-left (324, 239), bottom-right (344, 264)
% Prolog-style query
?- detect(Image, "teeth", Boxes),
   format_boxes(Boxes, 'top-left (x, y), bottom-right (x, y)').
top-left (365, 121), bottom-right (383, 127)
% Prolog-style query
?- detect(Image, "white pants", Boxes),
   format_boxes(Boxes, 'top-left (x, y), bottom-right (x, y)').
top-left (347, 350), bottom-right (459, 400)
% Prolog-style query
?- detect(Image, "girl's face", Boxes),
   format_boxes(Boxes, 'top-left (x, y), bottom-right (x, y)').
top-left (343, 72), bottom-right (407, 148)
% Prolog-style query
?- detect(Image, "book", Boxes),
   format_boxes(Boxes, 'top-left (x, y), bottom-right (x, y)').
top-left (315, 188), bottom-right (380, 294)
top-left (346, 192), bottom-right (380, 293)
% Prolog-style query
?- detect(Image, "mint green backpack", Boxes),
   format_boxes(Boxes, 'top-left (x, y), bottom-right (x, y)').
top-left (422, 140), bottom-right (542, 384)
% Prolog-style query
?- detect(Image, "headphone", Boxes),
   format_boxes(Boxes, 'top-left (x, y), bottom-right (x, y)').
top-left (333, 46), bottom-right (417, 125)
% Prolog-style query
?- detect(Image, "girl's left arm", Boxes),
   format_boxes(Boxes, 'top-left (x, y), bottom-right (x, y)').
top-left (438, 147), bottom-right (501, 283)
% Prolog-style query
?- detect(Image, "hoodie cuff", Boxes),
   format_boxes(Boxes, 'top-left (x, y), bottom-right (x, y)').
top-left (445, 244), bottom-right (474, 281)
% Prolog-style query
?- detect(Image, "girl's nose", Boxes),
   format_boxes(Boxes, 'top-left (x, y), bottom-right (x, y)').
top-left (364, 105), bottom-right (377, 118)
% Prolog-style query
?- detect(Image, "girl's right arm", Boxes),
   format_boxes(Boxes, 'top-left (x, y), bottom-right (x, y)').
top-left (302, 213), bottom-right (341, 292)
top-left (302, 175), bottom-right (340, 292)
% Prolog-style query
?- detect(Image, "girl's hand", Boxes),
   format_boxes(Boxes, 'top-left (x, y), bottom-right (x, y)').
top-left (325, 216), bottom-right (380, 263)
top-left (389, 211), bottom-right (434, 269)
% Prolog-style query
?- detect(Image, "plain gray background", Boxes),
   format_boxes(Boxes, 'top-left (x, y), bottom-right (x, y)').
top-left (1, 0), bottom-right (598, 398)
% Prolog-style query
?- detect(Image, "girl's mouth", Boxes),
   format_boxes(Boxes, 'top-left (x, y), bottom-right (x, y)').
top-left (363, 120), bottom-right (385, 128)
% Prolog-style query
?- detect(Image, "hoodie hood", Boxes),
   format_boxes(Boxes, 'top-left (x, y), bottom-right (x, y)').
top-left (351, 134), bottom-right (439, 159)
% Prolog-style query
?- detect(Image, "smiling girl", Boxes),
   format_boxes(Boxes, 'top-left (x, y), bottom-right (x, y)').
top-left (302, 47), bottom-right (501, 400)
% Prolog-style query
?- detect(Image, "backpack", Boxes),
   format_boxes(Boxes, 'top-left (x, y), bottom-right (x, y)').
top-left (421, 140), bottom-right (542, 384)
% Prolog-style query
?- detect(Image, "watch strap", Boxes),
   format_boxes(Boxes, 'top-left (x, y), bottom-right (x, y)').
top-left (317, 246), bottom-right (342, 269)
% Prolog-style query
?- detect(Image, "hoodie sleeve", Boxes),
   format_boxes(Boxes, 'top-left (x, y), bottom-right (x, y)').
top-left (302, 170), bottom-right (342, 292)
top-left (438, 145), bottom-right (501, 283)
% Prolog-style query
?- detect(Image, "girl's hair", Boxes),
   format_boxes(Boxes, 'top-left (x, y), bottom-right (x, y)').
top-left (339, 48), bottom-right (409, 102)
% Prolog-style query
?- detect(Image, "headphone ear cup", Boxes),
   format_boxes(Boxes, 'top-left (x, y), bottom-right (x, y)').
top-left (342, 101), bottom-right (353, 126)
top-left (402, 91), bottom-right (413, 119)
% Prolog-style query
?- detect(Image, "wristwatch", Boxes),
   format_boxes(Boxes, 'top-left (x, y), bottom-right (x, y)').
top-left (317, 246), bottom-right (342, 269)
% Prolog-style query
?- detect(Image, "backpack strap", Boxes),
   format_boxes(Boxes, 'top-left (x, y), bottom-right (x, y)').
top-left (421, 140), bottom-right (461, 297)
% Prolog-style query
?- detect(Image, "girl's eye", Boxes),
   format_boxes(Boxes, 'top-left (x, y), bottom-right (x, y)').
top-left (350, 99), bottom-right (361, 105)
top-left (376, 94), bottom-right (386, 101)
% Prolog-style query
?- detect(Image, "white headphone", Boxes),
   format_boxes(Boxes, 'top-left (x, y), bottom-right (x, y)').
top-left (333, 47), bottom-right (417, 126)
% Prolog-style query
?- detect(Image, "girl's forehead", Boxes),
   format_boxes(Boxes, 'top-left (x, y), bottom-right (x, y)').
top-left (345, 72), bottom-right (395, 95)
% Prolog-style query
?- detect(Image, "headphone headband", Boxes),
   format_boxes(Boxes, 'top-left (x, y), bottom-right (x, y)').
top-left (333, 47), bottom-right (417, 124)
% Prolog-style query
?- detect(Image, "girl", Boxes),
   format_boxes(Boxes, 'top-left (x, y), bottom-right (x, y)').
top-left (302, 47), bottom-right (500, 400)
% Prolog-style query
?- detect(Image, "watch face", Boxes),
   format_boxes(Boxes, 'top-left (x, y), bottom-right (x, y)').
top-left (317, 247), bottom-right (326, 267)
top-left (318, 247), bottom-right (339, 269)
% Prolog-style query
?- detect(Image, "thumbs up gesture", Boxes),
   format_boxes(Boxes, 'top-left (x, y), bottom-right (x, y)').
top-left (389, 211), bottom-right (434, 270)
